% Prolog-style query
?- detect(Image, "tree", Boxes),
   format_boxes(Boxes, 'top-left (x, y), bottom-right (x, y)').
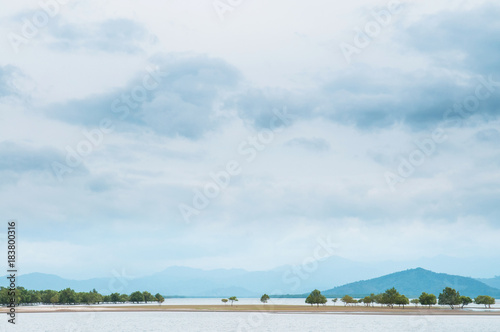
top-left (129, 291), bottom-right (144, 303)
top-left (438, 287), bottom-right (461, 309)
top-left (41, 290), bottom-right (58, 304)
top-left (260, 294), bottom-right (270, 304)
top-left (155, 293), bottom-right (165, 305)
top-left (331, 298), bottom-right (338, 306)
top-left (0, 287), bottom-right (9, 305)
top-left (27, 290), bottom-right (41, 304)
top-left (475, 295), bottom-right (495, 308)
top-left (59, 288), bottom-right (77, 304)
top-left (17, 287), bottom-right (31, 304)
top-left (50, 294), bottom-right (59, 305)
top-left (110, 293), bottom-right (120, 303)
top-left (305, 289), bottom-right (327, 307)
top-left (143, 291), bottom-right (156, 303)
top-left (362, 296), bottom-right (373, 307)
top-left (84, 289), bottom-right (103, 304)
top-left (79, 292), bottom-right (90, 304)
top-left (373, 293), bottom-right (383, 306)
top-left (380, 288), bottom-right (401, 308)
top-left (419, 292), bottom-right (436, 308)
top-left (93, 290), bottom-right (103, 304)
top-left (411, 298), bottom-right (420, 307)
top-left (221, 298), bottom-right (228, 305)
top-left (228, 296), bottom-right (238, 306)
top-left (369, 294), bottom-right (376, 307)
top-left (395, 295), bottom-right (409, 308)
top-left (119, 294), bottom-right (129, 303)
top-left (341, 295), bottom-right (355, 306)
top-left (459, 296), bottom-right (472, 309)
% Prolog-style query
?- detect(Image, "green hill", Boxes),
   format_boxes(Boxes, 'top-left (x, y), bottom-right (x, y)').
top-left (322, 268), bottom-right (500, 298)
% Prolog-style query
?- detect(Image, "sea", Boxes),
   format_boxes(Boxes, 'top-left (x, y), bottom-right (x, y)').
top-left (2, 298), bottom-right (499, 331)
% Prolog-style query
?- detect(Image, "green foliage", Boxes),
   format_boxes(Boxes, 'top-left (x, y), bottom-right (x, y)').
top-left (419, 292), bottom-right (436, 308)
top-left (395, 295), bottom-right (409, 308)
top-left (142, 291), bottom-right (156, 303)
top-left (129, 291), bottom-right (144, 303)
top-left (331, 298), bottom-right (338, 306)
top-left (0, 287), bottom-right (10, 304)
top-left (119, 294), bottom-right (129, 303)
top-left (362, 296), bottom-right (373, 306)
top-left (439, 287), bottom-right (461, 308)
top-left (459, 296), bottom-right (472, 309)
top-left (59, 288), bottom-right (77, 304)
top-left (155, 293), bottom-right (165, 304)
top-left (42, 290), bottom-right (59, 304)
top-left (78, 292), bottom-right (89, 304)
top-left (0, 287), bottom-right (164, 306)
top-left (27, 289), bottom-right (41, 304)
top-left (260, 294), bottom-right (270, 304)
top-left (438, 287), bottom-right (461, 309)
top-left (228, 296), bottom-right (238, 306)
top-left (76, 290), bottom-right (102, 304)
top-left (372, 293), bottom-right (383, 306)
top-left (305, 289), bottom-right (327, 307)
top-left (221, 298), bottom-right (228, 304)
top-left (18, 287), bottom-right (31, 304)
top-left (410, 298), bottom-right (420, 307)
top-left (50, 294), bottom-right (59, 304)
top-left (380, 287), bottom-right (401, 308)
top-left (340, 294), bottom-right (355, 306)
top-left (94, 291), bottom-right (103, 304)
top-left (110, 293), bottom-right (120, 303)
top-left (475, 295), bottom-right (495, 308)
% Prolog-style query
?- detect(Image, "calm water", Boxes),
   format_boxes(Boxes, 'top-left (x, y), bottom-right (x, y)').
top-left (2, 312), bottom-right (500, 332)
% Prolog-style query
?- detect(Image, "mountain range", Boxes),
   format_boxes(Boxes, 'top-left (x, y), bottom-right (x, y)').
top-left (3, 256), bottom-right (500, 298)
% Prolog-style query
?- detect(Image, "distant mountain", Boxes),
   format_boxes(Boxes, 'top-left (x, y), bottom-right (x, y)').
top-left (3, 256), bottom-right (400, 296)
top-left (14, 273), bottom-right (115, 293)
top-left (5, 269), bottom-right (260, 297)
top-left (477, 276), bottom-right (500, 290)
top-left (322, 268), bottom-right (500, 298)
top-left (4, 258), bottom-right (500, 297)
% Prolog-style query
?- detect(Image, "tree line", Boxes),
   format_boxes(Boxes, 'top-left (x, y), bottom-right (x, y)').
top-left (303, 287), bottom-right (495, 309)
top-left (0, 287), bottom-right (165, 305)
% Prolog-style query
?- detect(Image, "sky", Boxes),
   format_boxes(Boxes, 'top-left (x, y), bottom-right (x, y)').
top-left (1, 0), bottom-right (500, 280)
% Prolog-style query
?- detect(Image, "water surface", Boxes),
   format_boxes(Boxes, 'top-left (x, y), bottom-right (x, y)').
top-left (3, 312), bottom-right (500, 332)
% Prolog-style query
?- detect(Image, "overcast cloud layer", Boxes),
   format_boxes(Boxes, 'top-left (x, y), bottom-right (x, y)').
top-left (0, 0), bottom-right (499, 279)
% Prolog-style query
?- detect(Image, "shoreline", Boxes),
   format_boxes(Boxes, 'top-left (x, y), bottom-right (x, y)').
top-left (2, 305), bottom-right (499, 316)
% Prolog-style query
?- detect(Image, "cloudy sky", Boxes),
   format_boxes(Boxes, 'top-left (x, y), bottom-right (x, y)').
top-left (1, 0), bottom-right (499, 280)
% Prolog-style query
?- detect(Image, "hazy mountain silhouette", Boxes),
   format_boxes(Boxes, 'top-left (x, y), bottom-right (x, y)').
top-left (5, 258), bottom-right (500, 297)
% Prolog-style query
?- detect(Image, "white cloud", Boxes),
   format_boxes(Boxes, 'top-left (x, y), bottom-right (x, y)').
top-left (1, 0), bottom-right (499, 279)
